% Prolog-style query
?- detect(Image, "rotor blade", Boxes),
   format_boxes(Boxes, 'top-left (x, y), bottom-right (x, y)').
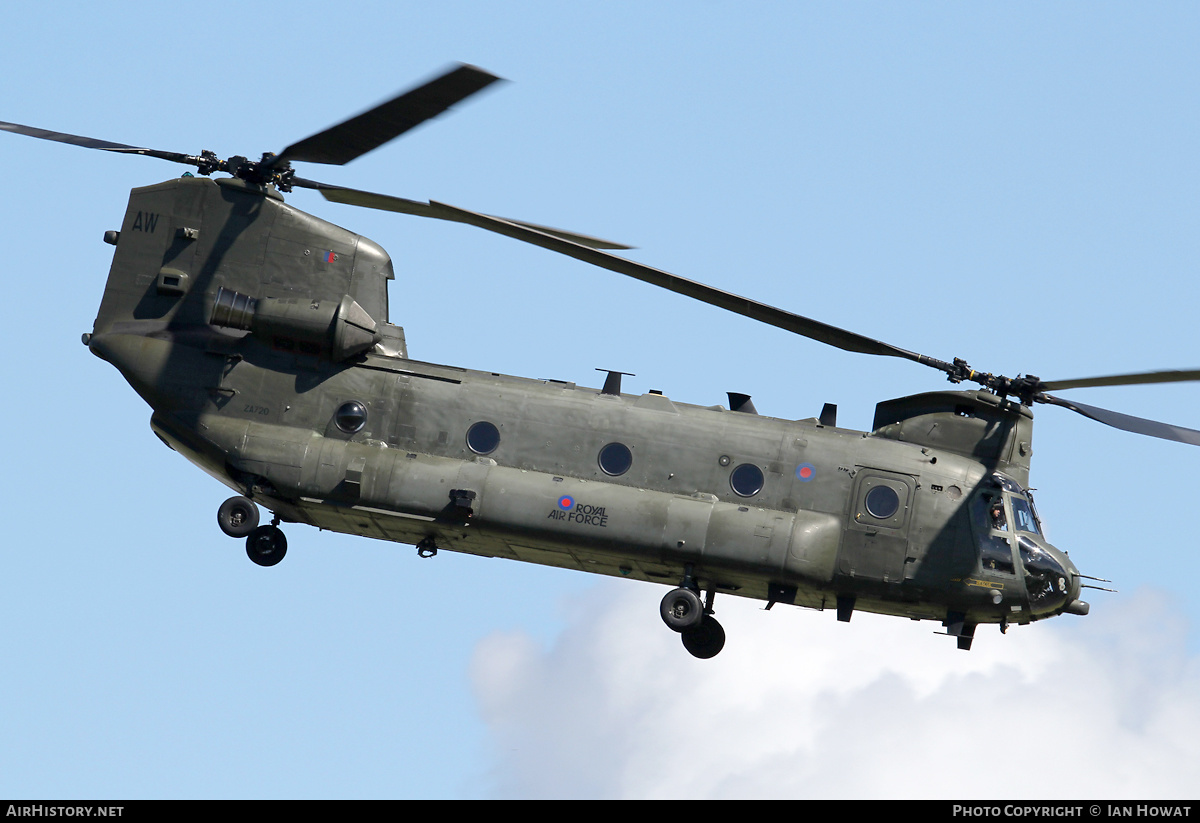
top-left (423, 200), bottom-right (953, 365)
top-left (1040, 393), bottom-right (1200, 446)
top-left (1040, 369), bottom-right (1200, 391)
top-left (276, 64), bottom-right (502, 166)
top-left (303, 180), bottom-right (633, 250)
top-left (0, 120), bottom-right (191, 164)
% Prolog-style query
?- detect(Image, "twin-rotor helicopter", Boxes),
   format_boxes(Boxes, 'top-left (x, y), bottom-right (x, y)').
top-left (4, 64), bottom-right (1197, 658)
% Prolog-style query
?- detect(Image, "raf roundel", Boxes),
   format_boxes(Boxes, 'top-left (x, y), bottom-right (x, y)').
top-left (796, 463), bottom-right (816, 482)
top-left (558, 496), bottom-right (574, 510)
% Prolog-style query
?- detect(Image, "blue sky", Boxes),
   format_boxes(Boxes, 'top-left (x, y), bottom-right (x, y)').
top-left (2, 1), bottom-right (1199, 798)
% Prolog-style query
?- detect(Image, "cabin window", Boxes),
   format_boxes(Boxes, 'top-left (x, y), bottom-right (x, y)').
top-left (730, 463), bottom-right (764, 497)
top-left (334, 401), bottom-right (367, 434)
top-left (864, 485), bottom-right (900, 519)
top-left (598, 442), bottom-right (633, 476)
top-left (466, 421), bottom-right (501, 455)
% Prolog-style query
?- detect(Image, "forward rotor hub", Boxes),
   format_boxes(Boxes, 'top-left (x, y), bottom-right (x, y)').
top-left (187, 150), bottom-right (296, 191)
top-left (944, 358), bottom-right (1043, 406)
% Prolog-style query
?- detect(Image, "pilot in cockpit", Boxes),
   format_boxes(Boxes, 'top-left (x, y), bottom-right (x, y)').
top-left (989, 499), bottom-right (1007, 532)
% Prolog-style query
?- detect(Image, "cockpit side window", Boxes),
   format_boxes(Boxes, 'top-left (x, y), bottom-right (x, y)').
top-left (981, 542), bottom-right (1015, 574)
top-left (971, 492), bottom-right (1015, 574)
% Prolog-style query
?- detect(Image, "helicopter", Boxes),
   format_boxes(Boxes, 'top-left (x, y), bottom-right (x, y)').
top-left (4, 64), bottom-right (1198, 659)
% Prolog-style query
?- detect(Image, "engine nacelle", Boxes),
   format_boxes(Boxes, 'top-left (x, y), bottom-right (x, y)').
top-left (211, 287), bottom-right (381, 361)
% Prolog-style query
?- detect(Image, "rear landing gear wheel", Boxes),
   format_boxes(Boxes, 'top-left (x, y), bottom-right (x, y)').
top-left (660, 587), bottom-right (704, 632)
top-left (218, 496), bottom-right (260, 538)
top-left (246, 525), bottom-right (287, 567)
top-left (681, 615), bottom-right (725, 659)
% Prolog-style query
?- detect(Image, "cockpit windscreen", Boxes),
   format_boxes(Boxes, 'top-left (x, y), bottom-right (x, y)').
top-left (1010, 497), bottom-right (1040, 535)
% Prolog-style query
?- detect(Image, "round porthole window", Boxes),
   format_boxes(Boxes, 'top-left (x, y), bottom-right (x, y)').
top-left (865, 485), bottom-right (900, 519)
top-left (730, 463), bottom-right (765, 497)
top-left (466, 421), bottom-right (501, 455)
top-left (598, 442), bottom-right (633, 476)
top-left (334, 400), bottom-right (367, 434)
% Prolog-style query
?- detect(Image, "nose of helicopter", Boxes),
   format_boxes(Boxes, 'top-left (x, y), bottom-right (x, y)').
top-left (1020, 536), bottom-right (1084, 616)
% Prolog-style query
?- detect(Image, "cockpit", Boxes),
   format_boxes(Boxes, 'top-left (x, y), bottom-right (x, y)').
top-left (972, 473), bottom-right (1079, 615)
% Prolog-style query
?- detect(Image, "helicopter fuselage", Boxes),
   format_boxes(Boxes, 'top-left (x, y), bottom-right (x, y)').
top-left (86, 175), bottom-right (1085, 653)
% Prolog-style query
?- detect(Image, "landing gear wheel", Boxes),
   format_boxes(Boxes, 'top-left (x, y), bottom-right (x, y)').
top-left (245, 525), bottom-right (287, 567)
top-left (681, 615), bottom-right (725, 659)
top-left (217, 496), bottom-right (260, 538)
top-left (660, 587), bottom-right (704, 632)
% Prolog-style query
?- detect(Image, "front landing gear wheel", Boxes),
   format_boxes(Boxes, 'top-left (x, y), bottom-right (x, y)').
top-left (660, 587), bottom-right (704, 632)
top-left (218, 496), bottom-right (260, 538)
top-left (681, 615), bottom-right (725, 659)
top-left (245, 525), bottom-right (287, 567)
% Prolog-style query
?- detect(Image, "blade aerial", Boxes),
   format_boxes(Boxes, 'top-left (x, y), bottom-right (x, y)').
top-left (422, 200), bottom-right (954, 366)
top-left (1039, 394), bottom-right (1200, 447)
top-left (302, 180), bottom-right (633, 250)
top-left (1040, 369), bottom-right (1200, 391)
top-left (0, 120), bottom-right (192, 165)
top-left (275, 64), bottom-right (502, 167)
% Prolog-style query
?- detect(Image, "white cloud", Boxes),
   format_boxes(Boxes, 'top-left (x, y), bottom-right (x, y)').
top-left (470, 582), bottom-right (1200, 799)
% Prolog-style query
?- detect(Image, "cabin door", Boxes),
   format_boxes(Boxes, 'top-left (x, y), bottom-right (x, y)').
top-left (837, 469), bottom-right (916, 584)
